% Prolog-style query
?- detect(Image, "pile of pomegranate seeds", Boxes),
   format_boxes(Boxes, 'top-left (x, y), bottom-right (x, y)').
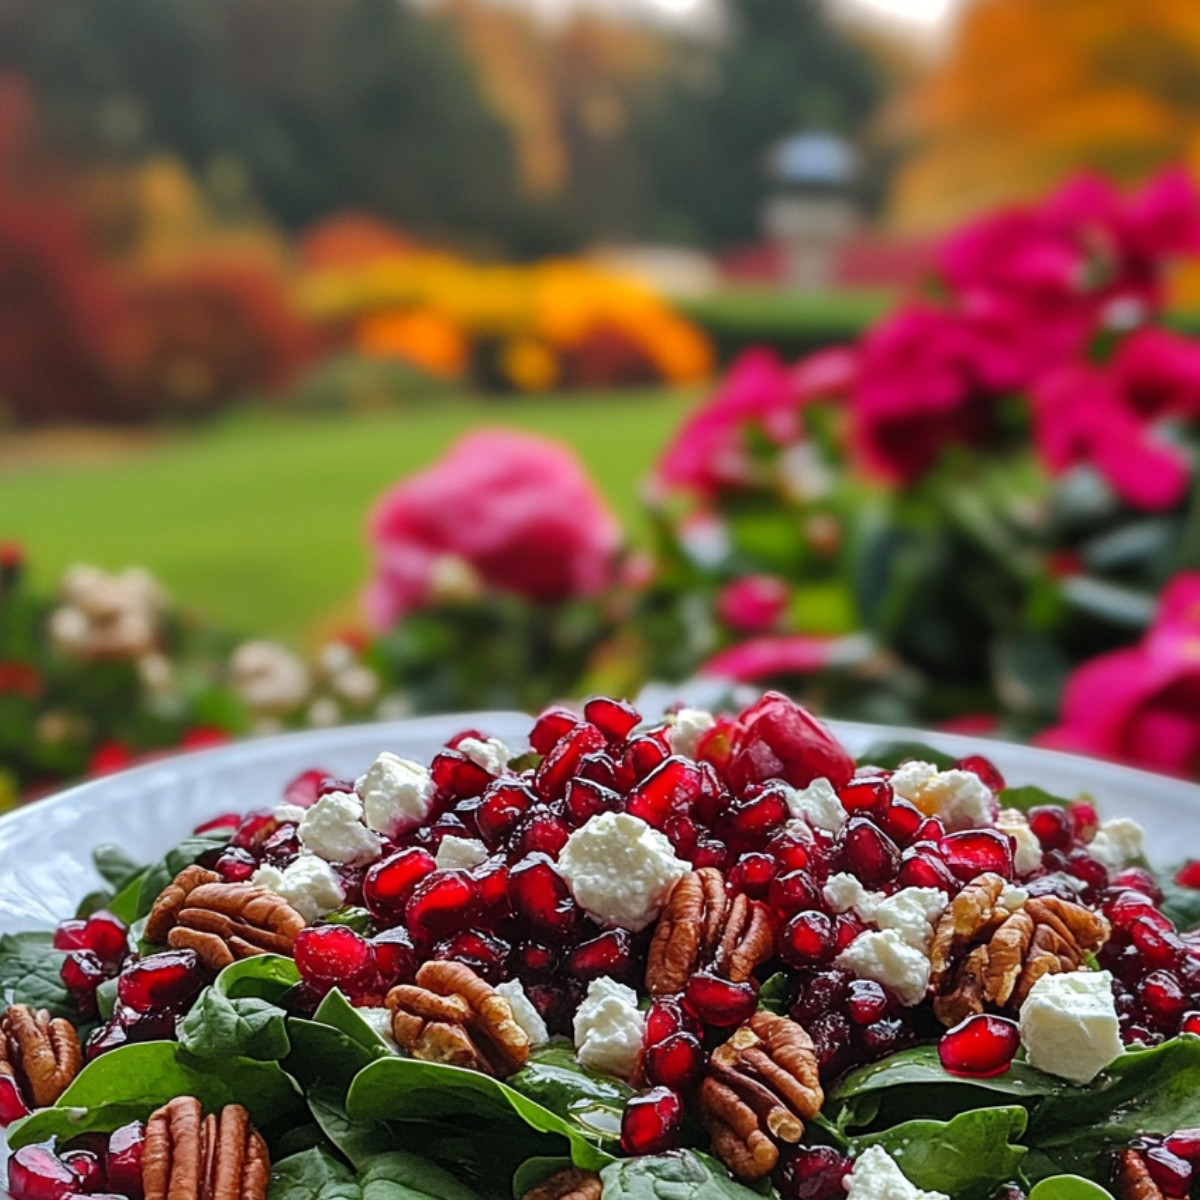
top-left (6, 1121), bottom-right (144, 1200)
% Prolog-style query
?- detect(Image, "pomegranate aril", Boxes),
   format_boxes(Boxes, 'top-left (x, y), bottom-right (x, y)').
top-left (1069, 801), bottom-right (1099, 842)
top-left (626, 757), bottom-right (702, 829)
top-left (364, 848), bottom-right (437, 921)
top-left (840, 818), bottom-right (900, 887)
top-left (230, 810), bottom-right (277, 850)
top-left (447, 728), bottom-right (488, 750)
top-left (61, 950), bottom-right (105, 994)
top-left (405, 870), bottom-right (481, 945)
top-left (214, 846), bottom-right (259, 883)
top-left (622, 734), bottom-right (672, 785)
top-left (0, 1072), bottom-right (30, 1125)
top-left (846, 979), bottom-right (890, 1025)
top-left (53, 920), bottom-right (90, 952)
top-left (476, 781), bottom-right (537, 847)
top-left (727, 852), bottom-right (777, 900)
top-left (664, 815), bottom-right (700, 859)
top-left (834, 913), bottom-right (864, 952)
top-left (283, 767), bottom-right (325, 809)
top-left (509, 854), bottom-right (578, 940)
top-left (294, 925), bottom-right (376, 991)
top-left (938, 1014), bottom-right (1020, 1078)
top-left (897, 848), bottom-right (958, 894)
top-left (644, 995), bottom-right (698, 1043)
top-left (1064, 850), bottom-right (1109, 896)
top-left (430, 751), bottom-right (494, 800)
top-left (574, 752), bottom-right (619, 790)
top-left (583, 696), bottom-right (641, 744)
top-left (1181, 1011), bottom-right (1200, 1036)
top-left (372, 927), bottom-right (417, 985)
top-left (775, 1145), bottom-right (852, 1200)
top-left (879, 799), bottom-right (925, 845)
top-left (692, 838), bottom-right (729, 871)
top-left (193, 812), bottom-right (241, 834)
top-left (567, 929), bottom-right (633, 981)
top-left (510, 809), bottom-right (571, 859)
top-left (954, 754), bottom-right (1005, 792)
top-left (1139, 970), bottom-right (1187, 1029)
top-left (473, 855), bottom-right (511, 913)
top-left (1026, 805), bottom-right (1072, 851)
top-left (838, 778), bottom-right (892, 816)
top-left (683, 972), bottom-right (757, 1027)
top-left (1106, 890), bottom-right (1169, 932)
top-left (769, 869), bottom-right (821, 918)
top-left (6, 1145), bottom-right (80, 1200)
top-left (722, 790), bottom-right (789, 848)
top-left (914, 817), bottom-right (945, 843)
top-left (117, 949), bottom-right (202, 1013)
top-left (433, 929), bottom-right (511, 983)
top-left (529, 706), bottom-right (581, 755)
top-left (510, 941), bottom-right (560, 981)
top-left (1165, 1129), bottom-right (1200, 1163)
top-left (808, 1011), bottom-right (853, 1074)
top-left (939, 829), bottom-right (1014, 882)
top-left (535, 722), bottom-right (607, 801)
top-left (781, 911), bottom-right (835, 969)
top-left (1131, 918), bottom-right (1186, 971)
top-left (860, 1015), bottom-right (914, 1058)
top-left (767, 831), bottom-right (812, 875)
top-left (643, 1031), bottom-right (706, 1091)
top-left (1113, 868), bottom-right (1162, 903)
top-left (1145, 1147), bottom-right (1194, 1198)
top-left (107, 1122), bottom-right (145, 1199)
top-left (620, 1087), bottom-right (683, 1156)
top-left (1176, 861), bottom-right (1200, 890)
top-left (260, 825), bottom-right (301, 865)
top-left (59, 1151), bottom-right (102, 1192)
top-left (789, 969), bottom-right (850, 1024)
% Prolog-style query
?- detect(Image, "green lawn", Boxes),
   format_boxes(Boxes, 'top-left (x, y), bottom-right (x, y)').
top-left (1, 387), bottom-right (697, 644)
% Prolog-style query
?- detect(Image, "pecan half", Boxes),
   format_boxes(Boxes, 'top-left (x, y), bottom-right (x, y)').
top-left (521, 1165), bottom-right (604, 1200)
top-left (149, 874), bottom-right (306, 972)
top-left (143, 1096), bottom-right (269, 1200)
top-left (1114, 1150), bottom-right (1164, 1200)
top-left (646, 868), bottom-right (775, 996)
top-left (931, 881), bottom-right (1110, 1026)
top-left (0, 1004), bottom-right (83, 1108)
top-left (698, 1011), bottom-right (823, 1180)
top-left (387, 960), bottom-right (531, 1078)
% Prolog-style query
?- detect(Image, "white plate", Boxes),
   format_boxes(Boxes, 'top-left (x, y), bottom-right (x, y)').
top-left (2, 714), bottom-right (1199, 1165)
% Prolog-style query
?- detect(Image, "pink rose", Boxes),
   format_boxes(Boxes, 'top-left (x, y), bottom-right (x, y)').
top-left (716, 575), bottom-right (789, 633)
top-left (1037, 573), bottom-right (1200, 778)
top-left (364, 429), bottom-right (620, 629)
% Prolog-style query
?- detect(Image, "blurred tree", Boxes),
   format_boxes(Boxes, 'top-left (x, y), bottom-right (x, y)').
top-left (888, 0), bottom-right (1200, 232)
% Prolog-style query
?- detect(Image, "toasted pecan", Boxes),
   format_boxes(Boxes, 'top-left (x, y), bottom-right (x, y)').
top-left (521, 1165), bottom-right (604, 1200)
top-left (0, 1004), bottom-right (83, 1108)
top-left (143, 1096), bottom-right (269, 1200)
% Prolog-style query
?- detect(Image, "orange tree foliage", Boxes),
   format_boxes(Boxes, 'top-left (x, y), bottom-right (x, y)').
top-left (889, 0), bottom-right (1200, 233)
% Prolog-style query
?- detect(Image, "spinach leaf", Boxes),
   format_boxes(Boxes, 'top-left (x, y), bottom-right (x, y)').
top-left (598, 1150), bottom-right (767, 1198)
top-left (0, 931), bottom-right (74, 1021)
top-left (857, 741), bottom-right (957, 772)
top-left (7, 1040), bottom-right (301, 1150)
top-left (107, 869), bottom-right (150, 925)
top-left (1027, 1038), bottom-right (1200, 1180)
top-left (852, 1106), bottom-right (1028, 1200)
top-left (507, 1042), bottom-right (631, 1145)
top-left (998, 785), bottom-right (1074, 813)
top-left (357, 1150), bottom-right (484, 1199)
top-left (136, 830), bottom-right (232, 922)
top-left (312, 988), bottom-right (394, 1058)
top-left (286, 1017), bottom-right (379, 1092)
top-left (346, 1057), bottom-right (616, 1173)
top-left (758, 973), bottom-right (789, 1016)
top-left (75, 889), bottom-right (117, 919)
top-left (1158, 876), bottom-right (1200, 932)
top-left (93, 843), bottom-right (145, 891)
top-left (96, 976), bottom-right (119, 1021)
top-left (306, 1085), bottom-right (397, 1167)
top-left (179, 988), bottom-right (291, 1062)
top-left (322, 906), bottom-right (374, 935)
top-left (1027, 1178), bottom-right (1116, 1200)
top-left (269, 1147), bottom-right (358, 1200)
top-left (214, 954), bottom-right (301, 1004)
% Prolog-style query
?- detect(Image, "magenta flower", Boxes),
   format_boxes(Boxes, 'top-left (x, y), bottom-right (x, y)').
top-left (1037, 573), bottom-right (1200, 778)
top-left (699, 633), bottom-right (844, 682)
top-left (1113, 326), bottom-right (1200, 421)
top-left (364, 429), bottom-right (620, 629)
top-left (716, 575), bottom-right (789, 633)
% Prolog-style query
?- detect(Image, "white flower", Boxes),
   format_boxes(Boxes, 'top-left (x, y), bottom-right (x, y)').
top-left (230, 641), bottom-right (311, 715)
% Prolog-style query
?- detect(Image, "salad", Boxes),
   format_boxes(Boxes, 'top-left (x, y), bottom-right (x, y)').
top-left (3, 692), bottom-right (1200, 1200)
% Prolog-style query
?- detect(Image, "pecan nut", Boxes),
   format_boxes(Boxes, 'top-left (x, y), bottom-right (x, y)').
top-left (931, 876), bottom-right (1110, 1026)
top-left (646, 868), bottom-right (775, 996)
top-left (697, 1011), bottom-right (823, 1180)
top-left (143, 1096), bottom-right (269, 1200)
top-left (387, 960), bottom-right (531, 1078)
top-left (521, 1165), bottom-right (604, 1200)
top-left (148, 870), bottom-right (306, 971)
top-left (0, 1004), bottom-right (83, 1108)
top-left (1114, 1150), bottom-right (1164, 1200)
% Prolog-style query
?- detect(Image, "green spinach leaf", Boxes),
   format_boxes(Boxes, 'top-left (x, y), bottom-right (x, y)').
top-left (598, 1150), bottom-right (767, 1198)
top-left (136, 831), bottom-right (232, 922)
top-left (0, 931), bottom-right (74, 1021)
top-left (179, 988), bottom-right (291, 1062)
top-left (511, 1157), bottom-right (573, 1198)
top-left (857, 741), bottom-right (957, 772)
top-left (757, 973), bottom-right (789, 1016)
top-left (1027, 1178), bottom-right (1116, 1200)
top-left (507, 1042), bottom-right (631, 1145)
top-left (267, 1145), bottom-right (484, 1200)
top-left (269, 1147), bottom-right (358, 1200)
top-left (93, 843), bottom-right (145, 891)
top-left (312, 988), bottom-right (394, 1058)
top-left (214, 954), bottom-right (301, 1004)
top-left (998, 785), bottom-right (1074, 813)
top-left (1158, 876), bottom-right (1200, 932)
top-left (286, 1017), bottom-right (379, 1092)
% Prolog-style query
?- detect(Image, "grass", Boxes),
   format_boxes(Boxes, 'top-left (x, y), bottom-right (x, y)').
top-left (1, 387), bottom-right (698, 645)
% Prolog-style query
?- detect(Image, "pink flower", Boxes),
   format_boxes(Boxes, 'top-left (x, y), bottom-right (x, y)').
top-left (1037, 573), bottom-right (1200, 778)
top-left (716, 576), bottom-right (789, 633)
top-left (364, 429), bottom-right (620, 629)
top-left (699, 634), bottom-right (846, 682)
top-left (1113, 327), bottom-right (1200, 421)
top-left (851, 305), bottom-right (993, 483)
top-left (1031, 362), bottom-right (1191, 511)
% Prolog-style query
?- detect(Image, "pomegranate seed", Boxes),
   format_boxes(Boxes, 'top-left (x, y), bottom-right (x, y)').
top-left (1114, 868), bottom-right (1163, 903)
top-left (1107, 890), bottom-right (1170, 932)
top-left (84, 913), bottom-right (128, 963)
top-left (1070, 802), bottom-right (1099, 842)
top-left (117, 950), bottom-right (202, 1013)
top-left (938, 1014), bottom-right (1020, 1078)
top-left (283, 768), bottom-right (325, 808)
top-left (510, 941), bottom-right (560, 981)
top-left (432, 930), bottom-right (510, 983)
top-left (725, 692), bottom-right (856, 793)
top-left (645, 996), bottom-right (699, 1043)
top-left (447, 729), bottom-right (488, 750)
top-left (897, 848), bottom-right (958, 894)
top-left (838, 778), bottom-right (891, 816)
top-left (510, 809), bottom-right (571, 859)
top-left (861, 1016), bottom-right (914, 1058)
top-left (61, 949), bottom-right (106, 994)
top-left (510, 854), bottom-right (578, 940)
top-left (1027, 806), bottom-right (1072, 851)
top-left (583, 696), bottom-right (641, 744)
top-left (769, 870), bottom-right (821, 918)
top-left (59, 1151), bottom-right (102, 1192)
top-left (473, 855), bottom-right (512, 914)
top-left (781, 911), bottom-right (835, 968)
top-left (846, 979), bottom-right (890, 1025)
top-left (1165, 1130), bottom-right (1200, 1163)
top-left (683, 972), bottom-right (758, 1027)
top-left (767, 830), bottom-right (813, 874)
top-left (0, 1072), bottom-right (30, 1125)
top-left (260, 825), bottom-right (301, 866)
top-left (475, 781), bottom-right (537, 848)
top-left (840, 818), bottom-right (900, 887)
top-left (107, 1122), bottom-right (145, 1199)
top-left (776, 1146), bottom-right (852, 1200)
top-left (574, 752), bottom-right (619, 791)
top-left (620, 1087), bottom-right (683, 1156)
top-left (230, 810), bottom-right (277, 851)
top-left (53, 920), bottom-right (89, 952)
top-left (371, 927), bottom-right (417, 985)
top-left (728, 852), bottom-right (777, 899)
top-left (567, 929), bottom-right (633, 980)
top-left (529, 706), bottom-right (581, 755)
top-left (1139, 971), bottom-right (1187, 1028)
top-left (1145, 1148), bottom-right (1194, 1198)
top-left (363, 848), bottom-right (437, 921)
top-left (789, 969), bottom-right (850, 1024)
top-left (914, 817), bottom-right (945, 842)
top-left (430, 751), bottom-right (494, 800)
top-left (664, 814), bottom-right (700, 858)
top-left (835, 913), bottom-right (864, 951)
top-left (214, 846), bottom-right (258, 883)
top-left (692, 838), bottom-right (730, 871)
top-left (643, 1031), bottom-right (706, 1091)
top-left (535, 723), bottom-right (607, 801)
top-left (1131, 919), bottom-right (1186, 971)
top-left (405, 870), bottom-right (481, 945)
top-left (193, 812), bottom-right (241, 834)
top-left (939, 829), bottom-right (1014, 881)
top-left (623, 734), bottom-right (671, 783)
top-left (294, 926), bottom-right (376, 992)
top-left (1181, 1011), bottom-right (1200, 1036)
top-left (1065, 851), bottom-right (1110, 896)
top-left (1176, 862), bottom-right (1200, 890)
top-left (723, 791), bottom-right (789, 848)
top-left (954, 755), bottom-right (1005, 792)
top-left (808, 1011), bottom-right (853, 1074)
top-left (6, 1146), bottom-right (80, 1200)
top-left (879, 799), bottom-right (924, 846)
top-left (626, 757), bottom-right (703, 829)
top-left (317, 776), bottom-right (356, 799)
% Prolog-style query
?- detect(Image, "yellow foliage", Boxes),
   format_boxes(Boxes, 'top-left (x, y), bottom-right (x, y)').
top-left (355, 308), bottom-right (469, 378)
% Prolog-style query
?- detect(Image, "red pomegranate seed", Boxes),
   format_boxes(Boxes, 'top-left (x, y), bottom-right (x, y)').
top-left (363, 848), bottom-right (437, 921)
top-left (897, 848), bottom-right (958, 895)
top-left (692, 838), bottom-right (730, 871)
top-left (1177, 862), bottom-right (1200, 890)
top-left (447, 729), bottom-right (488, 750)
top-left (53, 920), bottom-right (90, 952)
top-left (80, 912), bottom-right (128, 964)
top-left (938, 1014), bottom-right (1020, 1078)
top-left (283, 768), bottom-right (326, 809)
top-left (954, 754), bottom-right (1005, 792)
top-left (1165, 1130), bottom-right (1200, 1163)
top-left (645, 995), bottom-right (699, 1043)
top-left (664, 814), bottom-right (700, 859)
top-left (914, 817), bottom-right (945, 842)
top-left (107, 1122), bottom-right (145, 1198)
top-left (405, 870), bottom-right (481, 945)
top-left (59, 1151), bottom-right (102, 1192)
top-left (620, 1087), bottom-right (683, 1156)
top-left (846, 979), bottom-right (890, 1026)
top-left (260, 825), bottom-right (301, 866)
top-left (511, 941), bottom-right (560, 981)
top-left (583, 696), bottom-right (641, 744)
top-left (723, 791), bottom-right (790, 849)
top-left (840, 818), bottom-right (900, 887)
top-left (535, 722), bottom-right (608, 801)
top-left (1140, 970), bottom-right (1187, 1028)
top-left (1027, 806), bottom-right (1072, 851)
top-left (474, 854), bottom-right (512, 914)
top-left (838, 778), bottom-right (891, 816)
top-left (683, 972), bottom-right (758, 1027)
top-left (767, 830), bottom-right (813, 874)
top-left (214, 846), bottom-right (258, 883)
top-left (510, 809), bottom-right (571, 859)
top-left (193, 812), bottom-right (241, 835)
top-left (938, 829), bottom-right (1014, 882)
top-left (809, 1011), bottom-right (853, 1074)
top-left (476, 781), bottom-right (537, 847)
top-left (1064, 851), bottom-right (1110, 896)
top-left (776, 1146), bottom-right (852, 1200)
top-left (61, 949), bottom-right (105, 995)
top-left (1069, 801), bottom-right (1099, 842)
top-left (862, 1015), bottom-right (914, 1058)
top-left (725, 692), bottom-right (856, 793)
top-left (575, 753), bottom-right (619, 791)
top-left (6, 1145), bottom-right (80, 1200)
top-left (626, 757), bottom-right (703, 830)
top-left (430, 751), bottom-right (493, 800)
top-left (643, 1030), bottom-right (706, 1091)
top-left (1146, 1147), bottom-right (1195, 1198)
top-left (835, 914), bottom-right (864, 952)
top-left (1114, 868), bottom-right (1163, 902)
top-left (1181, 1011), bottom-right (1200, 1036)
top-left (1131, 918), bottom-right (1186, 971)
top-left (789, 969), bottom-right (849, 1024)
top-left (371, 927), bottom-right (417, 985)
top-left (567, 929), bottom-right (633, 980)
top-left (878, 799), bottom-right (925, 846)
top-left (529, 706), bottom-right (581, 755)
top-left (0, 1072), bottom-right (30, 1125)
top-left (1107, 890), bottom-right (1170, 932)
top-left (230, 810), bottom-right (277, 851)
top-left (510, 854), bottom-right (578, 940)
top-left (622, 734), bottom-right (671, 783)
top-left (781, 911), bottom-right (835, 969)
top-left (432, 929), bottom-right (511, 983)
top-left (294, 925), bottom-right (377, 991)
top-left (728, 852), bottom-right (777, 900)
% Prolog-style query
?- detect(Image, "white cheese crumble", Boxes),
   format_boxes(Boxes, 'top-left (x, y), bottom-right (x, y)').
top-left (844, 1146), bottom-right (950, 1200)
top-left (252, 854), bottom-right (345, 923)
top-left (1087, 818), bottom-right (1146, 872)
top-left (457, 736), bottom-right (511, 776)
top-left (873, 888), bottom-right (947, 954)
top-left (785, 777), bottom-right (847, 833)
top-left (435, 835), bottom-right (490, 872)
top-left (557, 811), bottom-right (689, 932)
top-left (999, 884), bottom-right (1029, 913)
top-left (666, 708), bottom-right (716, 759)
top-left (996, 809), bottom-right (1043, 877)
top-left (890, 761), bottom-right (995, 832)
top-left (572, 976), bottom-right (645, 1080)
top-left (835, 929), bottom-right (932, 1007)
top-left (298, 790), bottom-right (382, 866)
top-left (1018, 969), bottom-right (1123, 1084)
top-left (273, 803), bottom-right (308, 825)
top-left (355, 752), bottom-right (435, 838)
top-left (823, 873), bottom-right (880, 922)
top-left (496, 979), bottom-right (549, 1046)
